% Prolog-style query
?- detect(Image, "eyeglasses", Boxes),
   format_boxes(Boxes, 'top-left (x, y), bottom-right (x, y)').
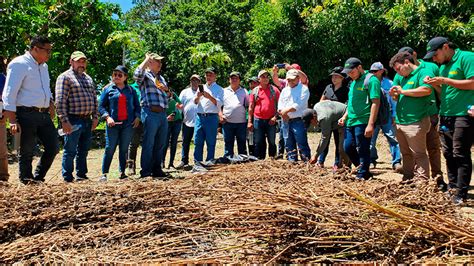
top-left (113, 72), bottom-right (124, 78)
top-left (36, 46), bottom-right (52, 54)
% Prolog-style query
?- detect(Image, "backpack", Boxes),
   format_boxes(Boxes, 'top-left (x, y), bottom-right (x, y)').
top-left (364, 73), bottom-right (390, 126)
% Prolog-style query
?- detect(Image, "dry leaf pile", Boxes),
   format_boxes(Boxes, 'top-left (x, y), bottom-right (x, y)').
top-left (0, 160), bottom-right (473, 264)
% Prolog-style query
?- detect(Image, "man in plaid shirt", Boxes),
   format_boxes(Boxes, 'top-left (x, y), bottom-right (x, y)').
top-left (55, 51), bottom-right (99, 182)
top-left (134, 52), bottom-right (170, 179)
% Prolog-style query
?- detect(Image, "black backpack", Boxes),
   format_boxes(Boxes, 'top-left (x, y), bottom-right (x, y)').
top-left (364, 73), bottom-right (390, 126)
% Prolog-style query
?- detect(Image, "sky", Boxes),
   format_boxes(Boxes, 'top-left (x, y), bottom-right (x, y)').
top-left (103, 0), bottom-right (134, 13)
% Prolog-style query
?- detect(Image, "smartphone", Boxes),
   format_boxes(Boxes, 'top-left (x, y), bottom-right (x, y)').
top-left (198, 84), bottom-right (204, 93)
top-left (276, 63), bottom-right (286, 69)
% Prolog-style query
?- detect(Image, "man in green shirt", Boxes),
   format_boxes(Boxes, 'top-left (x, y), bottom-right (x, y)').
top-left (339, 57), bottom-right (380, 180)
top-left (395, 47), bottom-right (444, 188)
top-left (389, 51), bottom-right (434, 182)
top-left (423, 37), bottom-right (474, 204)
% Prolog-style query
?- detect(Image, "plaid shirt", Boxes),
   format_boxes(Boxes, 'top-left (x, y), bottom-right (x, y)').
top-left (133, 67), bottom-right (168, 109)
top-left (55, 68), bottom-right (98, 123)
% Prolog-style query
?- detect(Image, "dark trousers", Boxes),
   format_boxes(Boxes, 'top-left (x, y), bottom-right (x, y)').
top-left (181, 124), bottom-right (194, 164)
top-left (16, 109), bottom-right (59, 182)
top-left (439, 116), bottom-right (473, 198)
top-left (163, 120), bottom-right (182, 166)
top-left (344, 124), bottom-right (371, 178)
top-left (222, 122), bottom-right (247, 157)
top-left (318, 129), bottom-right (341, 165)
top-left (127, 122), bottom-right (143, 165)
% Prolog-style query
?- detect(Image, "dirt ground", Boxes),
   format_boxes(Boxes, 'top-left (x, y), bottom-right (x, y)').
top-left (5, 131), bottom-right (474, 216)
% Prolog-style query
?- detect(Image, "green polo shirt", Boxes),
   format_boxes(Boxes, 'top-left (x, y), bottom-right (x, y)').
top-left (166, 92), bottom-right (183, 121)
top-left (439, 49), bottom-right (474, 116)
top-left (393, 60), bottom-right (439, 116)
top-left (346, 72), bottom-right (381, 127)
top-left (394, 66), bottom-right (434, 124)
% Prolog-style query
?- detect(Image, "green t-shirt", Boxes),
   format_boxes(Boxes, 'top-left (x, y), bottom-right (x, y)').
top-left (346, 72), bottom-right (381, 127)
top-left (439, 49), bottom-right (474, 116)
top-left (166, 92), bottom-right (183, 121)
top-left (393, 60), bottom-right (439, 116)
top-left (395, 66), bottom-right (434, 124)
top-left (130, 82), bottom-right (141, 101)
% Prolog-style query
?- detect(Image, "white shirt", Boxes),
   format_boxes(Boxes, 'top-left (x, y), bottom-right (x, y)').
top-left (2, 51), bottom-right (51, 111)
top-left (179, 85), bottom-right (199, 127)
top-left (196, 82), bottom-right (223, 114)
top-left (278, 82), bottom-right (310, 119)
top-left (222, 86), bottom-right (248, 123)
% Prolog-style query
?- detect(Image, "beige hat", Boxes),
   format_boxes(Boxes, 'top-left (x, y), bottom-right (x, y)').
top-left (286, 69), bottom-right (299, 79)
top-left (190, 74), bottom-right (201, 81)
top-left (148, 52), bottom-right (164, 61)
top-left (258, 69), bottom-right (270, 77)
top-left (70, 51), bottom-right (87, 61)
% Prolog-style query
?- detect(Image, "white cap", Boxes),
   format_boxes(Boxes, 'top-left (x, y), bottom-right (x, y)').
top-left (286, 69), bottom-right (299, 79)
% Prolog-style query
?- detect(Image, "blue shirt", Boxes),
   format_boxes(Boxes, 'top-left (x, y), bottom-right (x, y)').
top-left (2, 51), bottom-right (52, 111)
top-left (98, 83), bottom-right (141, 126)
top-left (278, 82), bottom-right (310, 119)
top-left (381, 77), bottom-right (397, 118)
top-left (133, 67), bottom-right (168, 109)
top-left (196, 82), bottom-right (223, 114)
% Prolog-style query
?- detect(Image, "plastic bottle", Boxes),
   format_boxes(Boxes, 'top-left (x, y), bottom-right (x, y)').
top-left (468, 105), bottom-right (473, 116)
top-left (248, 131), bottom-right (254, 145)
top-left (58, 124), bottom-right (82, 136)
top-left (439, 125), bottom-right (452, 139)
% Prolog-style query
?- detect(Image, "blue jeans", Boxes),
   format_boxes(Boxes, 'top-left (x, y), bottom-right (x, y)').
top-left (163, 120), bottom-right (182, 166)
top-left (181, 124), bottom-right (194, 164)
top-left (62, 117), bottom-right (92, 181)
top-left (193, 113), bottom-right (218, 162)
top-left (222, 122), bottom-right (247, 157)
top-left (140, 108), bottom-right (168, 177)
top-left (254, 118), bottom-right (277, 159)
top-left (318, 129), bottom-right (341, 166)
top-left (344, 124), bottom-right (371, 178)
top-left (282, 119), bottom-right (311, 162)
top-left (102, 124), bottom-right (134, 174)
top-left (370, 118), bottom-right (401, 167)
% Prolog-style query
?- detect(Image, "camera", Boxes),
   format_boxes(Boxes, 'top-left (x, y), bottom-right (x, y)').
top-left (276, 63), bottom-right (286, 69)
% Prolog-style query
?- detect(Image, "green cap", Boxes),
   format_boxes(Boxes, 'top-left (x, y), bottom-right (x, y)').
top-left (205, 67), bottom-right (216, 74)
top-left (70, 51), bottom-right (87, 61)
top-left (229, 71), bottom-right (241, 78)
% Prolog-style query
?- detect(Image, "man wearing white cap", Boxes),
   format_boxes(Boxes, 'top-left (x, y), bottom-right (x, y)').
top-left (278, 69), bottom-right (311, 162)
top-left (368, 62), bottom-right (402, 172)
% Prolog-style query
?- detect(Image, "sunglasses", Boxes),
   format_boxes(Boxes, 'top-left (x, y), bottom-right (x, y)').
top-left (36, 46), bottom-right (52, 54)
top-left (113, 72), bottom-right (124, 78)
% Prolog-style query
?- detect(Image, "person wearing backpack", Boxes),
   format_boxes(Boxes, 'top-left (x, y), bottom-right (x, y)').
top-left (338, 57), bottom-right (381, 180)
top-left (248, 70), bottom-right (280, 159)
top-left (368, 62), bottom-right (402, 173)
top-left (389, 51), bottom-right (435, 182)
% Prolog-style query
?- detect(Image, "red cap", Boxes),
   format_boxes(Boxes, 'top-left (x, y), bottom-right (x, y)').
top-left (290, 63), bottom-right (301, 70)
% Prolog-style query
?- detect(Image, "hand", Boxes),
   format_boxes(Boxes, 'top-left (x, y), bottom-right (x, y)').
top-left (106, 116), bottom-right (115, 127)
top-left (269, 117), bottom-right (277, 126)
top-left (364, 123), bottom-right (374, 138)
top-left (49, 102), bottom-right (55, 120)
top-left (247, 122), bottom-right (254, 131)
top-left (9, 123), bottom-right (21, 134)
top-left (176, 103), bottom-right (183, 110)
top-left (61, 121), bottom-right (73, 135)
top-left (424, 76), bottom-right (444, 86)
top-left (272, 65), bottom-right (279, 75)
top-left (92, 118), bottom-right (99, 131)
top-left (338, 117), bottom-right (345, 126)
top-left (309, 155), bottom-right (317, 164)
top-left (132, 117), bottom-right (141, 128)
top-left (196, 91), bottom-right (203, 98)
top-left (167, 114), bottom-right (175, 121)
top-left (219, 115), bottom-right (227, 124)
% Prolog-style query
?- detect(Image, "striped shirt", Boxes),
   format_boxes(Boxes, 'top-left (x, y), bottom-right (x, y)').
top-left (55, 68), bottom-right (98, 123)
top-left (133, 67), bottom-right (168, 109)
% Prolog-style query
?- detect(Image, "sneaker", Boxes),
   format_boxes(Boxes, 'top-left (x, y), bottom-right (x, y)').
top-left (99, 175), bottom-right (107, 182)
top-left (167, 164), bottom-right (175, 169)
top-left (126, 167), bottom-right (136, 176)
top-left (152, 171), bottom-right (172, 181)
top-left (119, 172), bottom-right (128, 180)
top-left (393, 163), bottom-right (403, 173)
top-left (176, 162), bottom-right (186, 169)
top-left (192, 165), bottom-right (208, 173)
top-left (452, 195), bottom-right (465, 206)
top-left (436, 180), bottom-right (448, 192)
top-left (76, 176), bottom-right (89, 182)
top-left (371, 162), bottom-right (377, 169)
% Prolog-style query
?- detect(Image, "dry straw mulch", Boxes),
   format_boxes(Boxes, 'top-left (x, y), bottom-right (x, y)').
top-left (0, 160), bottom-right (473, 264)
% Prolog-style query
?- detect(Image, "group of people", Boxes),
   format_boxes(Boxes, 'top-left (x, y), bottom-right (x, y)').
top-left (0, 35), bottom-right (473, 204)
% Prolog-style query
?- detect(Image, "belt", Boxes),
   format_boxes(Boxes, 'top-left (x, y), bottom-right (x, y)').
top-left (17, 106), bottom-right (49, 113)
top-left (149, 105), bottom-right (165, 113)
top-left (69, 114), bottom-right (92, 119)
top-left (288, 117), bottom-right (302, 122)
top-left (198, 113), bottom-right (218, 117)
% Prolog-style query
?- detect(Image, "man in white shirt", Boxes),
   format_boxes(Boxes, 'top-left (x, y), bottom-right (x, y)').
top-left (221, 71), bottom-right (248, 157)
top-left (193, 67), bottom-right (224, 170)
top-left (2, 36), bottom-right (59, 184)
top-left (278, 69), bottom-right (311, 162)
top-left (177, 74), bottom-right (200, 170)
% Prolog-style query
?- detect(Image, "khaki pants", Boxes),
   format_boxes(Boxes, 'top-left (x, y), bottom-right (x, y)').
top-left (396, 116), bottom-right (431, 179)
top-left (0, 118), bottom-right (9, 181)
top-left (426, 114), bottom-right (443, 179)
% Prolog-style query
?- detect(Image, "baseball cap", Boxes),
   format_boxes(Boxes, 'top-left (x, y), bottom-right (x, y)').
top-left (290, 63), bottom-right (301, 70)
top-left (190, 74), bottom-right (201, 81)
top-left (148, 52), bottom-right (164, 61)
top-left (248, 76), bottom-right (259, 83)
top-left (70, 51), bottom-right (87, 61)
top-left (329, 66), bottom-right (346, 77)
top-left (398, 46), bottom-right (414, 55)
top-left (286, 69), bottom-right (299, 80)
top-left (342, 57), bottom-right (362, 74)
top-left (205, 67), bottom-right (216, 74)
top-left (229, 71), bottom-right (241, 78)
top-left (424, 37), bottom-right (448, 60)
top-left (113, 65), bottom-right (128, 75)
top-left (258, 69), bottom-right (270, 77)
top-left (369, 62), bottom-right (384, 72)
